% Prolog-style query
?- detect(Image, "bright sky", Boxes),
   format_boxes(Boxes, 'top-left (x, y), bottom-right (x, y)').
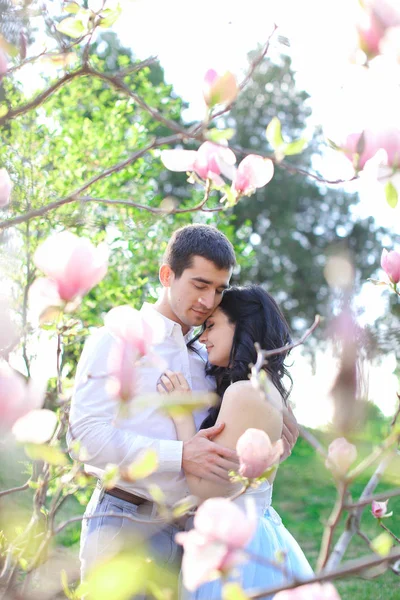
top-left (15, 0), bottom-right (400, 427)
top-left (115, 1), bottom-right (400, 424)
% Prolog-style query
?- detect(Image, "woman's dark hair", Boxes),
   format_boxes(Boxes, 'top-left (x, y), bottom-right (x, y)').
top-left (189, 285), bottom-right (293, 429)
top-left (163, 224), bottom-right (236, 278)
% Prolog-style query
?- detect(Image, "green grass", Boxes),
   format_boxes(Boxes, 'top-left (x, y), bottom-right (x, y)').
top-left (273, 434), bottom-right (400, 599)
top-left (1, 426), bottom-right (399, 599)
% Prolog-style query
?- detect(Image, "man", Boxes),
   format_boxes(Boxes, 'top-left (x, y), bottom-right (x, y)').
top-left (67, 224), bottom-right (298, 591)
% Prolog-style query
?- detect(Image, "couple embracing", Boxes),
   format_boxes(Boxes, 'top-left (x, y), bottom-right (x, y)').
top-left (68, 224), bottom-right (313, 599)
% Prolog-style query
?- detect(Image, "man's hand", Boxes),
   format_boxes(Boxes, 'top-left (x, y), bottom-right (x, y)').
top-left (281, 405), bottom-right (299, 462)
top-left (182, 422), bottom-right (239, 483)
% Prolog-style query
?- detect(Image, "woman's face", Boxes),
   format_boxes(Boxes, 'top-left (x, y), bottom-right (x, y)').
top-left (199, 307), bottom-right (236, 367)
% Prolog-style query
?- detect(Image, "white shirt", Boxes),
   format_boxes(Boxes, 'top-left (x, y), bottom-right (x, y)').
top-left (67, 303), bottom-right (214, 505)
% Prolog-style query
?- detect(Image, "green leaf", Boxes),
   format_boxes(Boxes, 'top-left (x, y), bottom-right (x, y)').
top-left (370, 531), bottom-right (393, 556)
top-left (160, 392), bottom-right (218, 418)
top-left (99, 6), bottom-right (122, 28)
top-left (0, 105), bottom-right (8, 118)
top-left (56, 17), bottom-right (87, 38)
top-left (222, 582), bottom-right (250, 600)
top-left (125, 449), bottom-right (159, 480)
top-left (266, 117), bottom-right (284, 150)
top-left (385, 180), bottom-right (398, 208)
top-left (283, 138), bottom-right (307, 156)
top-left (172, 496), bottom-right (197, 518)
top-left (102, 464), bottom-right (120, 490)
top-left (206, 128), bottom-right (236, 142)
top-left (63, 1), bottom-right (80, 14)
top-left (148, 484), bottom-right (166, 505)
top-left (24, 444), bottom-right (68, 466)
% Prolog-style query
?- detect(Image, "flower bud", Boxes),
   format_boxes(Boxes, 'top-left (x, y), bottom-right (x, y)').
top-left (203, 69), bottom-right (238, 107)
top-left (371, 500), bottom-right (391, 518)
top-left (33, 231), bottom-right (108, 302)
top-left (381, 248), bottom-right (400, 284)
top-left (325, 437), bottom-right (357, 477)
top-left (236, 428), bottom-right (284, 478)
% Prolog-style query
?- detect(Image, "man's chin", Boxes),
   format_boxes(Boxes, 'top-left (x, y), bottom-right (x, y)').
top-left (189, 308), bottom-right (209, 324)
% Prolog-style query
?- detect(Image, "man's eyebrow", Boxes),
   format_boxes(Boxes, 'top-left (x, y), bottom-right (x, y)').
top-left (191, 277), bottom-right (230, 289)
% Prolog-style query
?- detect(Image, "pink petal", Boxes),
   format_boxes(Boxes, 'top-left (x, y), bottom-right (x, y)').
top-left (161, 149), bottom-right (197, 172)
top-left (236, 155), bottom-right (274, 193)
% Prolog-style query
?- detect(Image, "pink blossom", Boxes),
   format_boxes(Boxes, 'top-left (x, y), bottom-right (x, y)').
top-left (176, 498), bottom-right (256, 591)
top-left (342, 130), bottom-right (382, 170)
top-left (236, 428), bottom-right (284, 478)
top-left (371, 500), bottom-right (391, 518)
top-left (203, 69), bottom-right (238, 107)
top-left (194, 497), bottom-right (256, 548)
top-left (0, 168), bottom-right (13, 208)
top-left (325, 438), bottom-right (357, 477)
top-left (12, 409), bottom-right (57, 444)
top-left (107, 339), bottom-right (139, 403)
top-left (0, 50), bottom-right (7, 80)
top-left (161, 142), bottom-right (236, 187)
top-left (342, 128), bottom-right (400, 171)
top-left (274, 582), bottom-right (341, 599)
top-left (233, 155), bottom-right (274, 196)
top-left (33, 231), bottom-right (108, 302)
top-left (381, 248), bottom-right (400, 284)
top-left (104, 305), bottom-right (165, 356)
top-left (357, 11), bottom-right (385, 58)
top-left (104, 305), bottom-right (166, 402)
top-left (0, 362), bottom-right (45, 431)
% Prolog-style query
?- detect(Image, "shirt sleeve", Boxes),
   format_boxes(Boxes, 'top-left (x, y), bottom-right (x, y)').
top-left (66, 328), bottom-right (183, 473)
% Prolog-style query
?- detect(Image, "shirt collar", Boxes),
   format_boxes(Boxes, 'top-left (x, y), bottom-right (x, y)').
top-left (141, 302), bottom-right (196, 341)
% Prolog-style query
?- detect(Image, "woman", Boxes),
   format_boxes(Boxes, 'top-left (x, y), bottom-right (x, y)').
top-left (157, 285), bottom-right (313, 598)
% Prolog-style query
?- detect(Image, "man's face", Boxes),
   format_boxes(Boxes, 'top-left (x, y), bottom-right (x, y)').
top-left (166, 256), bottom-right (232, 330)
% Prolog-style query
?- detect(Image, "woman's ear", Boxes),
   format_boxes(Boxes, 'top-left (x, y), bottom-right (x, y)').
top-left (159, 263), bottom-right (174, 287)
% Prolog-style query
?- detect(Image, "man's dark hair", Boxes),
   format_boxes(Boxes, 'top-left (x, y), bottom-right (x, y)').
top-left (163, 224), bottom-right (236, 278)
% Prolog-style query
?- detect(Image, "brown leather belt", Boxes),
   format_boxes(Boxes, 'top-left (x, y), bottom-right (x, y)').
top-left (105, 487), bottom-right (148, 506)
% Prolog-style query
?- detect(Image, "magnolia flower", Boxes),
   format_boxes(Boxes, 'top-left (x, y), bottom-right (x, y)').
top-left (325, 438), bottom-right (357, 477)
top-left (343, 128), bottom-right (400, 171)
top-left (0, 168), bottom-right (13, 208)
top-left (0, 50), bottom-right (7, 80)
top-left (236, 428), bottom-right (284, 478)
top-left (357, 10), bottom-right (385, 58)
top-left (33, 231), bottom-right (108, 303)
top-left (232, 155), bottom-right (274, 196)
top-left (176, 498), bottom-right (256, 591)
top-left (12, 408), bottom-right (58, 444)
top-left (104, 305), bottom-right (165, 356)
top-left (381, 248), bottom-right (400, 284)
top-left (203, 69), bottom-right (238, 107)
top-left (371, 500), bottom-right (392, 519)
top-left (274, 582), bottom-right (341, 599)
top-left (105, 305), bottom-right (166, 403)
top-left (161, 141), bottom-right (236, 187)
top-left (356, 0), bottom-right (400, 59)
top-left (0, 362), bottom-right (45, 431)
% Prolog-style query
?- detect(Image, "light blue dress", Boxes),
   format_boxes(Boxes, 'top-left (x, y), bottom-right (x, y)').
top-left (181, 481), bottom-right (314, 599)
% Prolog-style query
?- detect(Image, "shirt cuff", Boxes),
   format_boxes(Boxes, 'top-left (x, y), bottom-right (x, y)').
top-left (159, 440), bottom-right (183, 472)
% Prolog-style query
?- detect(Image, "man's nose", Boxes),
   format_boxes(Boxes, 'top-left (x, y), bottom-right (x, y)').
top-left (198, 290), bottom-right (215, 310)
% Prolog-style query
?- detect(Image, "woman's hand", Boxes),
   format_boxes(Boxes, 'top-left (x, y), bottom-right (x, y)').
top-left (157, 369), bottom-right (191, 394)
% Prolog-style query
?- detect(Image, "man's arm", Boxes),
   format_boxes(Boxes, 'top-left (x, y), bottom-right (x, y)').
top-left (67, 329), bottom-right (182, 473)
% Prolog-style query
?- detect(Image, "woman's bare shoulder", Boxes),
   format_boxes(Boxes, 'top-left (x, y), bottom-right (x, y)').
top-left (223, 378), bottom-right (283, 411)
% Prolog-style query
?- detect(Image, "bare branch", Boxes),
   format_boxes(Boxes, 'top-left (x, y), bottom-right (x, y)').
top-left (247, 547), bottom-right (400, 599)
top-left (344, 486), bottom-right (400, 511)
top-left (0, 480), bottom-right (31, 498)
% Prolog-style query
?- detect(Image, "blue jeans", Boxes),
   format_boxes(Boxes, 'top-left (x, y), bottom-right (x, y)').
top-left (80, 486), bottom-right (183, 598)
